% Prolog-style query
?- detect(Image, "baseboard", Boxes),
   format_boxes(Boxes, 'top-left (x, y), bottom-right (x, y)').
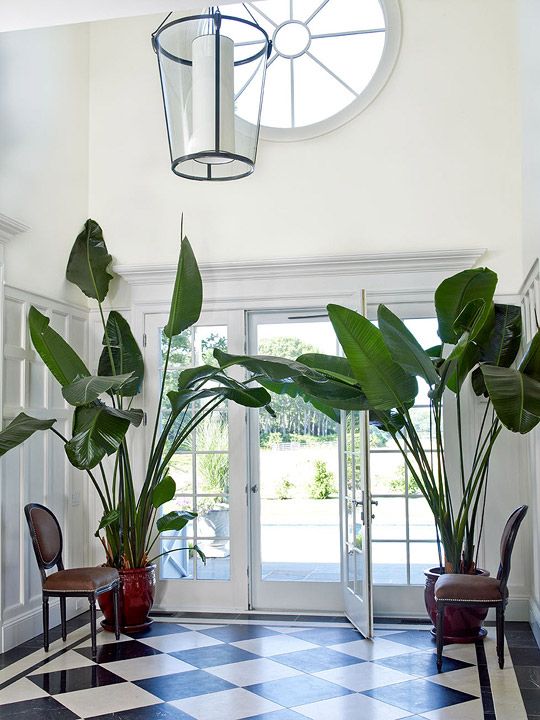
top-left (529, 597), bottom-right (540, 645)
top-left (1, 598), bottom-right (86, 653)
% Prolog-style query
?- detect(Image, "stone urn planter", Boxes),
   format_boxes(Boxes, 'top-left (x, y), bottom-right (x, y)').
top-left (424, 566), bottom-right (489, 643)
top-left (99, 565), bottom-right (156, 632)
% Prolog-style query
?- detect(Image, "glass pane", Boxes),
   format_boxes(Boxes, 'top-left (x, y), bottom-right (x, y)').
top-left (309, 33), bottom-right (385, 95)
top-left (258, 319), bottom-right (339, 583)
top-left (197, 454), bottom-right (230, 495)
top-left (197, 555), bottom-right (230, 580)
top-left (409, 496), bottom-right (437, 541)
top-left (308, 0), bottom-right (385, 35)
top-left (346, 500), bottom-right (355, 546)
top-left (345, 453), bottom-right (353, 495)
top-left (345, 412), bottom-right (355, 452)
top-left (197, 409), bottom-right (229, 451)
top-left (355, 547), bottom-right (364, 597)
top-left (161, 495), bottom-right (196, 536)
top-left (370, 425), bottom-right (400, 451)
top-left (347, 547), bottom-right (355, 591)
top-left (168, 454), bottom-right (194, 494)
top-left (260, 56), bottom-right (292, 128)
top-left (370, 452), bottom-right (406, 495)
top-left (160, 537), bottom-right (194, 579)
top-left (371, 497), bottom-right (406, 540)
top-left (196, 497), bottom-right (230, 539)
top-left (293, 53), bottom-right (355, 127)
top-left (194, 325), bottom-right (227, 366)
top-left (372, 542), bottom-right (407, 584)
top-left (410, 542), bottom-right (439, 584)
top-left (408, 406), bottom-right (434, 448)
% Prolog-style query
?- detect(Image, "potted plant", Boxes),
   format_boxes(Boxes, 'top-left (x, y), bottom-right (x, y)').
top-left (262, 267), bottom-right (538, 640)
top-left (0, 219), bottom-right (362, 630)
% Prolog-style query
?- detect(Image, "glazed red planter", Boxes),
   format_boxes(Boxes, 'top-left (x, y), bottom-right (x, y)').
top-left (424, 566), bottom-right (489, 643)
top-left (99, 565), bottom-right (156, 632)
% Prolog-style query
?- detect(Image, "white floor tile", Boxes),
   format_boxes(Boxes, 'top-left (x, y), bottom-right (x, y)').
top-left (77, 630), bottom-right (132, 647)
top-left (101, 653), bottom-right (197, 681)
top-left (137, 631), bottom-right (223, 653)
top-left (170, 687), bottom-right (283, 720)
top-left (206, 657), bottom-right (302, 685)
top-left (314, 662), bottom-right (417, 692)
top-left (177, 623), bottom-right (221, 631)
top-left (426, 666), bottom-right (480, 695)
top-left (56, 683), bottom-right (162, 718)
top-left (232, 635), bottom-right (320, 657)
top-left (422, 698), bottom-right (484, 720)
top-left (293, 691), bottom-right (414, 719)
top-left (329, 638), bottom-right (417, 660)
top-left (0, 678), bottom-right (48, 705)
top-left (29, 649), bottom-right (96, 675)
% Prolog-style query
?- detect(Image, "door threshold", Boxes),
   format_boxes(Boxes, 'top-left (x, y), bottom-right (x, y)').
top-left (151, 609), bottom-right (351, 625)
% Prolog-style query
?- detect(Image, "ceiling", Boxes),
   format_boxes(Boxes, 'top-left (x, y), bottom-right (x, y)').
top-left (0, 0), bottom-right (241, 33)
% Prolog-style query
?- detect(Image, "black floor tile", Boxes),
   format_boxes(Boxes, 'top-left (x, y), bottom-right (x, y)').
top-left (510, 646), bottom-right (540, 667)
top-left (375, 650), bottom-right (472, 677)
top-left (76, 640), bottom-right (162, 663)
top-left (272, 647), bottom-right (362, 673)
top-left (364, 678), bottom-right (477, 715)
top-left (0, 696), bottom-right (79, 719)
top-left (87, 704), bottom-right (194, 719)
top-left (515, 665), bottom-right (540, 690)
top-left (247, 674), bottom-right (351, 706)
top-left (387, 630), bottom-right (436, 649)
top-left (198, 624), bottom-right (279, 642)
top-left (520, 688), bottom-right (540, 716)
top-left (125, 623), bottom-right (190, 640)
top-left (134, 669), bottom-right (235, 701)
top-left (288, 627), bottom-right (363, 645)
top-left (243, 712), bottom-right (308, 720)
top-left (30, 664), bottom-right (126, 694)
top-left (506, 630), bottom-right (539, 648)
top-left (170, 643), bottom-right (259, 668)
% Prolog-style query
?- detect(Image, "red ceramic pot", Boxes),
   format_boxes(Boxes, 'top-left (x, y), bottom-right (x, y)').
top-left (99, 565), bottom-right (156, 632)
top-left (424, 566), bottom-right (489, 643)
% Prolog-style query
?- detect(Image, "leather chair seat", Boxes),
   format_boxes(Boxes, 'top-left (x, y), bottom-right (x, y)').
top-left (434, 573), bottom-right (506, 603)
top-left (44, 567), bottom-right (119, 593)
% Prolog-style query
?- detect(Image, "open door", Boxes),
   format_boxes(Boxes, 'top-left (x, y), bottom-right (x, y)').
top-left (341, 409), bottom-right (373, 638)
top-left (340, 291), bottom-right (373, 638)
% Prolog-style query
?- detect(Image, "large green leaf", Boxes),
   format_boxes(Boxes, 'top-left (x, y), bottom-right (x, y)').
top-left (66, 219), bottom-right (113, 302)
top-left (213, 349), bottom-right (325, 383)
top-left (65, 403), bottom-right (136, 469)
top-left (445, 341), bottom-right (481, 394)
top-left (481, 364), bottom-right (540, 433)
top-left (164, 235), bottom-right (203, 338)
top-left (377, 305), bottom-right (440, 386)
top-left (520, 331), bottom-right (540, 381)
top-left (178, 365), bottom-right (219, 389)
top-left (96, 509), bottom-right (120, 536)
top-left (0, 413), bottom-right (56, 457)
top-left (435, 268), bottom-right (497, 344)
top-left (327, 304), bottom-right (418, 410)
top-left (296, 353), bottom-right (359, 386)
top-left (478, 304), bottom-right (522, 367)
top-left (152, 476), bottom-right (176, 509)
top-left (29, 306), bottom-right (90, 387)
top-left (98, 311), bottom-right (144, 396)
top-left (216, 383), bottom-right (272, 409)
top-left (157, 510), bottom-right (197, 533)
top-left (62, 373), bottom-right (134, 406)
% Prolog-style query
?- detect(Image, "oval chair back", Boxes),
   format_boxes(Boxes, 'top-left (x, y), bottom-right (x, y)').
top-left (497, 504), bottom-right (528, 596)
top-left (24, 503), bottom-right (64, 582)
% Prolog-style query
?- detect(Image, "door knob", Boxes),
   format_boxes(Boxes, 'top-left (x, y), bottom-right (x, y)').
top-left (251, 484), bottom-right (258, 493)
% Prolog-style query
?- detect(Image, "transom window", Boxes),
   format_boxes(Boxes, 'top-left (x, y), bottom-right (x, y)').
top-left (229, 0), bottom-right (401, 139)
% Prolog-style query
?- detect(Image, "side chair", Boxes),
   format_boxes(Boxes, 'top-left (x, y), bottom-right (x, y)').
top-left (434, 505), bottom-right (528, 671)
top-left (25, 502), bottom-right (121, 658)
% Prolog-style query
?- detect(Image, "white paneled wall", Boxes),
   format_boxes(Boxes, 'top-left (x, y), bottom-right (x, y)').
top-left (0, 286), bottom-right (89, 651)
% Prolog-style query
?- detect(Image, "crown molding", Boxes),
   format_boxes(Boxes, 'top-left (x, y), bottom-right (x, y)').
top-left (0, 214), bottom-right (30, 245)
top-left (115, 248), bottom-right (486, 286)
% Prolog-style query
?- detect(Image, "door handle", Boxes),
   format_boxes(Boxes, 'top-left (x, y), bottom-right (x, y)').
top-left (353, 499), bottom-right (363, 507)
top-left (251, 484), bottom-right (258, 494)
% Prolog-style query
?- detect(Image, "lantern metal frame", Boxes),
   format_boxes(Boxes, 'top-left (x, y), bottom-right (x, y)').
top-left (152, 10), bottom-right (272, 181)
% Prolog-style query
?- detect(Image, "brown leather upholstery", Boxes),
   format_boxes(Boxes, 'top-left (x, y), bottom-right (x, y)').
top-left (434, 573), bottom-right (506, 603)
top-left (43, 567), bottom-right (119, 593)
top-left (29, 506), bottom-right (61, 566)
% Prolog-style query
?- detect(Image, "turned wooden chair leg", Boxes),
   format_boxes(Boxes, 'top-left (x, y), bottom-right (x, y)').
top-left (60, 596), bottom-right (67, 642)
top-left (436, 604), bottom-right (444, 672)
top-left (496, 604), bottom-right (505, 669)
top-left (89, 594), bottom-right (97, 659)
top-left (113, 582), bottom-right (120, 640)
top-left (42, 596), bottom-right (50, 652)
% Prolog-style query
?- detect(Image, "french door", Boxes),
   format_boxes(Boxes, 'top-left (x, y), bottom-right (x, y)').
top-left (143, 309), bottom-right (249, 610)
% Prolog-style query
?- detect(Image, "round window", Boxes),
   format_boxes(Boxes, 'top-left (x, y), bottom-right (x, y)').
top-left (227, 0), bottom-right (401, 141)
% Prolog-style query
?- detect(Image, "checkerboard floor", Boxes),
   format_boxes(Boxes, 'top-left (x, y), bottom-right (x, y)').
top-left (0, 617), bottom-right (529, 719)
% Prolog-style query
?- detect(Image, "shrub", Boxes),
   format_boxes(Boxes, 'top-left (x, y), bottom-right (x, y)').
top-left (276, 477), bottom-right (294, 500)
top-left (309, 460), bottom-right (336, 499)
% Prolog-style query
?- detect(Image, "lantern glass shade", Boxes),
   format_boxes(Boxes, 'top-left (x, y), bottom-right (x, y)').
top-left (153, 12), bottom-right (270, 181)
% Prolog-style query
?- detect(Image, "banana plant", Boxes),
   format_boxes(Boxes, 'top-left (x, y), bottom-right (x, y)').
top-left (0, 219), bottom-right (359, 570)
top-left (281, 267), bottom-right (537, 574)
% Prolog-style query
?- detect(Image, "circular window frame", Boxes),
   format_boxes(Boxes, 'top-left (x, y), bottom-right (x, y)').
top-left (257, 0), bottom-right (402, 143)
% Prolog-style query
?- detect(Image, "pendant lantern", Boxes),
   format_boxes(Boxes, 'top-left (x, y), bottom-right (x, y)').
top-left (152, 8), bottom-right (271, 181)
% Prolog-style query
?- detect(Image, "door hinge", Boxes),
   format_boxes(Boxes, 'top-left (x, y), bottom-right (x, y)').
top-left (142, 333), bottom-right (147, 347)
top-left (143, 412), bottom-right (148, 426)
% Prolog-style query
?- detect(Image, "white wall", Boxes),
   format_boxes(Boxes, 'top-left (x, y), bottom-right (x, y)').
top-left (88, 1), bottom-right (522, 294)
top-left (0, 24), bottom-right (90, 305)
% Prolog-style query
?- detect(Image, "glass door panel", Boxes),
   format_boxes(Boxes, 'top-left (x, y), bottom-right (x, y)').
top-left (249, 312), bottom-right (343, 611)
